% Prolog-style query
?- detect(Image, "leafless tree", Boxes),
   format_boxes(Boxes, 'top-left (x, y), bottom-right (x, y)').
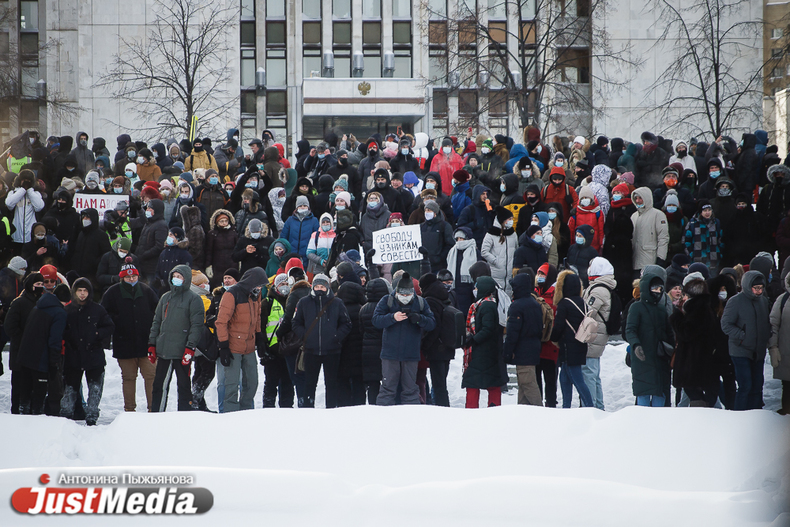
top-left (0, 4), bottom-right (81, 145)
top-left (421, 0), bottom-right (640, 137)
top-left (643, 0), bottom-right (771, 139)
top-left (97, 0), bottom-right (237, 141)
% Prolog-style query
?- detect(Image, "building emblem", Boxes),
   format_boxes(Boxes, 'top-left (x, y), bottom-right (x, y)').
top-left (358, 81), bottom-right (371, 96)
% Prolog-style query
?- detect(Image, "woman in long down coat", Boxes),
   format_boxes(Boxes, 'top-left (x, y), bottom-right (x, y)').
top-left (205, 209), bottom-right (238, 289)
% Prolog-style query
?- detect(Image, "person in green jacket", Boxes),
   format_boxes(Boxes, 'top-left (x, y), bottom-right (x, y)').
top-left (148, 264), bottom-right (206, 412)
top-left (625, 269), bottom-right (673, 407)
top-left (265, 238), bottom-right (292, 277)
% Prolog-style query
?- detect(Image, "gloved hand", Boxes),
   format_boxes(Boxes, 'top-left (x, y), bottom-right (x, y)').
top-left (418, 247), bottom-right (428, 257)
top-left (655, 258), bottom-right (667, 268)
top-left (464, 332), bottom-right (474, 348)
top-left (259, 350), bottom-right (276, 366)
top-left (147, 346), bottom-right (157, 364)
top-left (219, 342), bottom-right (232, 367)
top-left (206, 266), bottom-right (214, 279)
top-left (182, 347), bottom-right (194, 366)
top-left (769, 347), bottom-right (781, 369)
top-left (408, 313), bottom-right (421, 324)
top-left (634, 345), bottom-right (646, 361)
top-left (366, 249), bottom-right (376, 261)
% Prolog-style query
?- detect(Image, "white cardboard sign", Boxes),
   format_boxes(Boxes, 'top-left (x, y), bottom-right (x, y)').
top-left (372, 225), bottom-right (422, 264)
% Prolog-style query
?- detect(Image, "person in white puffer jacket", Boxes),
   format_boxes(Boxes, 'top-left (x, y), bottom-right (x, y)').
top-left (481, 207), bottom-right (518, 293)
top-left (6, 170), bottom-right (45, 245)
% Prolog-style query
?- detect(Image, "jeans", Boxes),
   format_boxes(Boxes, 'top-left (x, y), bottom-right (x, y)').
top-left (151, 359), bottom-right (193, 412)
top-left (377, 359), bottom-right (420, 406)
top-left (61, 367), bottom-right (104, 423)
top-left (429, 360), bottom-right (451, 407)
top-left (559, 363), bottom-right (593, 408)
top-left (222, 353), bottom-right (258, 412)
top-left (304, 353), bottom-right (341, 408)
top-left (581, 357), bottom-right (604, 410)
top-left (636, 394), bottom-right (666, 407)
top-left (731, 356), bottom-right (765, 410)
top-left (515, 365), bottom-right (543, 406)
top-left (536, 358), bottom-right (558, 407)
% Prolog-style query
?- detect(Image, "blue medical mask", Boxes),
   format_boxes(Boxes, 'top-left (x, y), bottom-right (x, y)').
top-left (171, 276), bottom-right (183, 287)
top-left (666, 205), bottom-right (677, 213)
top-left (500, 184), bottom-right (506, 192)
top-left (209, 176), bottom-right (219, 185)
top-left (114, 187), bottom-right (123, 194)
top-left (125, 171), bottom-right (134, 178)
top-left (575, 236), bottom-right (585, 245)
top-left (336, 205), bottom-right (346, 211)
top-left (251, 232), bottom-right (261, 239)
top-left (533, 235), bottom-right (543, 244)
top-left (555, 160), bottom-right (563, 167)
top-left (368, 200), bottom-right (379, 209)
top-left (166, 237), bottom-right (175, 246)
top-left (246, 182), bottom-right (257, 188)
top-left (401, 148), bottom-right (409, 156)
top-left (145, 209), bottom-right (153, 218)
top-left (321, 224), bottom-right (331, 232)
top-left (612, 194), bottom-right (622, 201)
top-left (548, 212), bottom-right (557, 220)
top-left (318, 153), bottom-right (326, 159)
top-left (536, 275), bottom-right (546, 284)
top-left (425, 182), bottom-right (435, 190)
top-left (709, 170), bottom-right (720, 179)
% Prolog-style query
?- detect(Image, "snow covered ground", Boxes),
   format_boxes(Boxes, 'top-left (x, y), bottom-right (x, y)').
top-left (0, 342), bottom-right (788, 526)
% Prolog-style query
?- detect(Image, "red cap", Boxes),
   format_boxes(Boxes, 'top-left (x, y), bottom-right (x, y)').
top-left (39, 264), bottom-right (58, 281)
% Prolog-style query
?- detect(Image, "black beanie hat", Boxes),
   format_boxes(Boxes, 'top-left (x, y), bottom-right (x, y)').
top-left (223, 268), bottom-right (241, 281)
top-left (396, 272), bottom-right (414, 294)
top-left (169, 227), bottom-right (185, 241)
top-left (54, 283), bottom-right (72, 303)
top-left (526, 224), bottom-right (542, 238)
top-left (495, 206), bottom-right (513, 225)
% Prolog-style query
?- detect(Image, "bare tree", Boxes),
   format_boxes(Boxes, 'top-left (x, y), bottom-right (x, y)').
top-left (643, 0), bottom-right (769, 139)
top-left (421, 0), bottom-right (640, 137)
top-left (97, 0), bottom-right (237, 141)
top-left (0, 4), bottom-right (81, 145)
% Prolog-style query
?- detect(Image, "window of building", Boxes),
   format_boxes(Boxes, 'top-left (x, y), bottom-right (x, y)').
top-left (303, 22), bottom-right (322, 44)
top-left (561, 0), bottom-right (589, 17)
top-left (772, 67), bottom-right (782, 79)
top-left (488, 0), bottom-right (506, 19)
top-left (304, 49), bottom-right (322, 78)
top-left (302, 0), bottom-right (321, 19)
top-left (267, 91), bottom-right (287, 115)
top-left (241, 91), bottom-right (256, 114)
top-left (459, 0), bottom-right (476, 16)
top-left (488, 21), bottom-right (506, 46)
top-left (334, 22), bottom-right (352, 45)
top-left (363, 0), bottom-right (380, 18)
top-left (241, 0), bottom-right (255, 17)
top-left (333, 0), bottom-right (351, 18)
top-left (429, 22), bottom-right (447, 45)
top-left (429, 18), bottom-right (447, 85)
top-left (773, 28), bottom-right (784, 40)
top-left (433, 90), bottom-right (448, 114)
top-left (459, 90), bottom-right (477, 114)
top-left (393, 22), bottom-right (411, 45)
top-left (489, 90), bottom-right (507, 116)
top-left (266, 0), bottom-right (284, 16)
top-left (394, 52), bottom-right (411, 78)
top-left (20, 100), bottom-right (38, 129)
top-left (429, 53), bottom-right (447, 84)
top-left (267, 49), bottom-right (286, 86)
top-left (429, 0), bottom-right (447, 17)
top-left (0, 32), bottom-right (9, 56)
top-left (20, 33), bottom-right (39, 56)
top-left (392, 0), bottom-right (411, 18)
top-left (773, 48), bottom-right (784, 59)
top-left (363, 22), bottom-right (381, 44)
top-left (558, 48), bottom-right (590, 83)
top-left (241, 22), bottom-right (255, 47)
top-left (521, 0), bottom-right (536, 19)
top-left (240, 49), bottom-right (255, 87)
top-left (20, 1), bottom-right (38, 30)
top-left (459, 20), bottom-right (476, 50)
top-left (267, 21), bottom-right (285, 46)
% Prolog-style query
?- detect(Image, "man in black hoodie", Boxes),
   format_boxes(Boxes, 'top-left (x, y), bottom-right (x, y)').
top-left (72, 208), bottom-right (111, 290)
top-left (733, 133), bottom-right (759, 199)
top-left (62, 279), bottom-right (114, 424)
top-left (69, 132), bottom-right (95, 173)
top-left (42, 189), bottom-right (80, 246)
top-left (53, 136), bottom-right (74, 173)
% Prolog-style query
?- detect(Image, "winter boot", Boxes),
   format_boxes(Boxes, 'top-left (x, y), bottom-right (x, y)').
top-left (59, 386), bottom-right (77, 419)
top-left (262, 396), bottom-right (277, 408)
top-left (297, 397), bottom-right (306, 408)
top-left (689, 400), bottom-right (708, 408)
top-left (304, 397), bottom-right (315, 408)
top-left (85, 373), bottom-right (104, 425)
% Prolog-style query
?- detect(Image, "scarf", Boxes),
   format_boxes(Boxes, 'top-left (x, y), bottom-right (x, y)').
top-left (463, 294), bottom-right (496, 371)
top-left (446, 239), bottom-right (477, 285)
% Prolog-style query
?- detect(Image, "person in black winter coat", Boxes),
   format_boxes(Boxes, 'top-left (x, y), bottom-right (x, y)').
top-left (73, 208), bottom-right (111, 291)
top-left (513, 224), bottom-right (548, 274)
top-left (275, 267), bottom-right (310, 406)
top-left (757, 164), bottom-right (790, 244)
top-left (61, 279), bottom-right (114, 424)
top-left (733, 133), bottom-right (759, 199)
top-left (101, 260), bottom-right (159, 413)
top-left (55, 152), bottom-right (85, 184)
top-left (4, 273), bottom-right (44, 414)
top-left (549, 271), bottom-right (593, 408)
top-left (155, 227), bottom-right (193, 292)
top-left (504, 272), bottom-right (544, 405)
top-left (96, 238), bottom-right (139, 294)
top-left (17, 284), bottom-right (71, 415)
top-left (419, 273), bottom-right (455, 407)
top-left (603, 186), bottom-right (636, 304)
top-left (696, 159), bottom-right (724, 200)
top-left (707, 272), bottom-right (738, 409)
top-left (327, 150), bottom-right (362, 202)
top-left (232, 219), bottom-right (272, 275)
top-left (634, 131), bottom-right (670, 188)
top-left (292, 274), bottom-right (353, 408)
top-left (566, 224), bottom-right (598, 287)
top-left (409, 172), bottom-right (454, 224)
top-left (42, 189), bottom-right (80, 246)
top-left (358, 277), bottom-right (391, 404)
top-left (336, 267), bottom-right (367, 407)
top-left (313, 174), bottom-right (335, 219)
top-left (53, 136), bottom-right (74, 173)
top-left (281, 177), bottom-right (317, 221)
top-left (722, 193), bottom-right (767, 267)
top-left (21, 222), bottom-right (61, 271)
top-left (608, 138), bottom-right (625, 169)
top-left (390, 139), bottom-right (420, 175)
top-left (419, 200), bottom-right (455, 272)
top-left (457, 184), bottom-right (494, 248)
top-left (366, 168), bottom-right (406, 216)
top-left (327, 210), bottom-right (364, 270)
top-left (133, 199), bottom-right (169, 285)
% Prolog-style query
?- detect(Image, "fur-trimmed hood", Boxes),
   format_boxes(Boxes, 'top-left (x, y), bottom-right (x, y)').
top-left (180, 204), bottom-right (203, 232)
top-left (210, 208), bottom-right (235, 230)
top-left (553, 269), bottom-right (582, 305)
top-left (244, 221), bottom-right (270, 238)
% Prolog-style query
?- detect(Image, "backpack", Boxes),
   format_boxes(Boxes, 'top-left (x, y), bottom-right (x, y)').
top-left (495, 285), bottom-right (510, 327)
top-left (532, 294), bottom-right (555, 342)
top-left (589, 283), bottom-right (622, 335)
top-left (566, 299), bottom-right (598, 343)
top-left (439, 303), bottom-right (465, 349)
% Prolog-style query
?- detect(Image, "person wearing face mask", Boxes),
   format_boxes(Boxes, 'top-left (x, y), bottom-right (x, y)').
top-left (331, 188), bottom-right (354, 219)
top-left (184, 138), bottom-right (219, 172)
top-left (292, 274), bottom-right (353, 408)
top-left (113, 142), bottom-right (138, 177)
top-left (78, 171), bottom-right (105, 195)
top-left (542, 152), bottom-right (569, 183)
top-left (565, 225), bottom-right (598, 287)
top-left (704, 269), bottom-right (737, 409)
top-left (123, 162), bottom-right (141, 189)
top-left (513, 224), bottom-right (548, 275)
top-left (194, 168), bottom-right (229, 219)
top-left (450, 169), bottom-right (473, 219)
top-left (306, 212), bottom-right (336, 276)
top-left (625, 271), bottom-right (673, 407)
top-left (477, 138), bottom-right (504, 178)
top-left (633, 131), bottom-right (670, 188)
top-left (21, 222), bottom-right (61, 271)
top-left (205, 268), bottom-right (242, 411)
top-left (630, 187), bottom-right (670, 273)
top-left (70, 208), bottom-right (110, 291)
top-left (418, 200), bottom-right (455, 273)
top-left (532, 263), bottom-right (560, 406)
top-left (390, 138), bottom-right (420, 175)
top-left (260, 145), bottom-right (287, 187)
top-left (204, 209), bottom-right (239, 288)
top-left (69, 132), bottom-right (95, 174)
top-left (0, 257), bottom-right (27, 363)
top-left (668, 140), bottom-right (696, 172)
top-left (135, 148), bottom-right (162, 182)
top-left (721, 271), bottom-right (771, 410)
top-left (359, 191), bottom-right (391, 255)
top-left (327, 209), bottom-right (364, 271)
top-left (279, 177), bottom-right (316, 220)
top-left (366, 168), bottom-right (403, 217)
top-left (659, 192), bottom-right (689, 265)
top-left (723, 193), bottom-right (766, 268)
top-left (732, 132), bottom-right (759, 199)
top-left (499, 173), bottom-right (526, 209)
top-left (154, 227), bottom-right (193, 293)
top-left (602, 183), bottom-right (636, 304)
top-left (258, 273), bottom-right (295, 408)
top-left (371, 272), bottom-right (435, 406)
top-left (696, 158), bottom-right (725, 200)
top-left (53, 136), bottom-right (75, 173)
top-left (568, 187), bottom-right (604, 252)
top-left (131, 199), bottom-right (168, 288)
top-left (430, 137), bottom-right (465, 193)
top-left (410, 172), bottom-right (454, 221)
top-left (96, 237), bottom-right (138, 294)
top-left (282, 195), bottom-right (320, 268)
top-left (540, 166), bottom-right (579, 223)
top-left (482, 208), bottom-right (518, 293)
top-left (54, 153), bottom-right (86, 185)
top-left (228, 218), bottom-right (271, 276)
top-left (357, 138), bottom-right (382, 191)
top-left (42, 189), bottom-right (80, 247)
top-left (4, 272), bottom-right (45, 413)
top-left (457, 184), bottom-right (495, 249)
top-left (417, 272), bottom-right (456, 407)
top-left (503, 271), bottom-right (545, 406)
top-left (148, 265), bottom-right (207, 412)
top-left (683, 201), bottom-right (723, 277)
top-left (170, 181), bottom-right (208, 230)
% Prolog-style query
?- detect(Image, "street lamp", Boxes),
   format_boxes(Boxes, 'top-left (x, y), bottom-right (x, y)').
top-left (255, 68), bottom-right (266, 95)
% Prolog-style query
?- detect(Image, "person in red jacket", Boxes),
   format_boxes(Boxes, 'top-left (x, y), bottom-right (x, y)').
top-left (534, 263), bottom-right (559, 407)
top-left (568, 186), bottom-right (605, 252)
top-left (430, 138), bottom-right (464, 192)
top-left (541, 166), bottom-right (579, 222)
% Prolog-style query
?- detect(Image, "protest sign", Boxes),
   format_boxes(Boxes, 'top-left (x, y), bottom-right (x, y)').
top-left (371, 225), bottom-right (422, 264)
top-left (73, 194), bottom-right (128, 213)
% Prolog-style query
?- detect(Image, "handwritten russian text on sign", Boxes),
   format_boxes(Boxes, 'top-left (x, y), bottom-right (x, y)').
top-left (372, 225), bottom-right (422, 264)
top-left (73, 194), bottom-right (128, 213)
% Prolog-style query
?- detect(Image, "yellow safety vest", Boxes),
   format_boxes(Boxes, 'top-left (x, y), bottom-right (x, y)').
top-left (266, 299), bottom-right (284, 346)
